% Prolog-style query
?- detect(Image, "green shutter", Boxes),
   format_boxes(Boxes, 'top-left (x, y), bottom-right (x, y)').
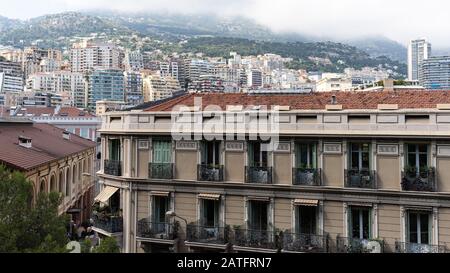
top-left (153, 141), bottom-right (172, 163)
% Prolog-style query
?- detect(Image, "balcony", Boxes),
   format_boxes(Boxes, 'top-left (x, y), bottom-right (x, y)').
top-left (149, 163), bottom-right (173, 180)
top-left (281, 231), bottom-right (329, 253)
top-left (92, 214), bottom-right (123, 234)
top-left (246, 167), bottom-right (273, 184)
top-left (104, 160), bottom-right (122, 176)
top-left (186, 223), bottom-right (230, 245)
top-left (136, 219), bottom-right (178, 240)
top-left (292, 168), bottom-right (322, 186)
top-left (401, 167), bottom-right (436, 192)
top-left (197, 164), bottom-right (224, 182)
top-left (345, 169), bottom-right (376, 189)
top-left (336, 236), bottom-right (385, 253)
top-left (232, 228), bottom-right (279, 250)
top-left (395, 241), bottom-right (446, 253)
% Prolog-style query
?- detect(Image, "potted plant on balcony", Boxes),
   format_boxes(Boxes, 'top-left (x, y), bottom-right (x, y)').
top-left (297, 164), bottom-right (316, 185)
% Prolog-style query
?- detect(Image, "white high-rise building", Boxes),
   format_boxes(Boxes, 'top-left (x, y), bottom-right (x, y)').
top-left (408, 38), bottom-right (432, 81)
top-left (70, 41), bottom-right (122, 73)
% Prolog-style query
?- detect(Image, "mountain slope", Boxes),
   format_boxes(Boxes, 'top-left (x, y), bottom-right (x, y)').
top-left (347, 37), bottom-right (407, 63)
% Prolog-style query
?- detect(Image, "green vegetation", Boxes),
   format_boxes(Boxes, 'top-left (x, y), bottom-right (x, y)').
top-left (0, 165), bottom-right (69, 253)
top-left (181, 37), bottom-right (406, 75)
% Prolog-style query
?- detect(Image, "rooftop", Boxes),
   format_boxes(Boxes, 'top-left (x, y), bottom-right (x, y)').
top-left (1, 106), bottom-right (96, 118)
top-left (0, 120), bottom-right (96, 171)
top-left (144, 90), bottom-right (450, 112)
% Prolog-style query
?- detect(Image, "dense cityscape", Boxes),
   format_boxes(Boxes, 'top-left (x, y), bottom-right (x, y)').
top-left (2, 1), bottom-right (450, 261)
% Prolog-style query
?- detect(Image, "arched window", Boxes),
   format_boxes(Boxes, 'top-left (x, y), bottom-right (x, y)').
top-left (50, 174), bottom-right (56, 192)
top-left (65, 168), bottom-right (71, 196)
top-left (73, 165), bottom-right (77, 185)
top-left (39, 179), bottom-right (46, 194)
top-left (59, 171), bottom-right (64, 195)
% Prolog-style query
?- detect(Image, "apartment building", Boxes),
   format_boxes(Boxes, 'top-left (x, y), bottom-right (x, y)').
top-left (70, 42), bottom-right (122, 73)
top-left (0, 118), bottom-right (97, 223)
top-left (96, 90), bottom-right (450, 253)
top-left (142, 73), bottom-right (181, 102)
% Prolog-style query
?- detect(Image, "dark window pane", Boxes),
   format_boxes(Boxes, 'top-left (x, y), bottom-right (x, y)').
top-left (351, 208), bottom-right (360, 239)
top-left (362, 152), bottom-right (370, 169)
top-left (420, 214), bottom-right (430, 244)
top-left (418, 145), bottom-right (428, 153)
top-left (362, 210), bottom-right (370, 239)
top-left (298, 206), bottom-right (316, 235)
top-left (419, 154), bottom-right (428, 168)
top-left (408, 153), bottom-right (417, 168)
top-left (409, 213), bottom-right (418, 243)
top-left (351, 152), bottom-right (359, 169)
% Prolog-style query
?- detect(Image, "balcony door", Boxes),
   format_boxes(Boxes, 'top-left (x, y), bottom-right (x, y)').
top-left (407, 211), bottom-right (431, 245)
top-left (349, 143), bottom-right (370, 171)
top-left (152, 196), bottom-right (169, 224)
top-left (248, 142), bottom-right (268, 168)
top-left (349, 207), bottom-right (371, 240)
top-left (295, 143), bottom-right (317, 169)
top-left (109, 139), bottom-right (121, 161)
top-left (296, 206), bottom-right (317, 235)
top-left (153, 140), bottom-right (172, 164)
top-left (406, 144), bottom-right (429, 172)
top-left (201, 199), bottom-right (220, 228)
top-left (201, 141), bottom-right (220, 166)
top-left (248, 201), bottom-right (269, 231)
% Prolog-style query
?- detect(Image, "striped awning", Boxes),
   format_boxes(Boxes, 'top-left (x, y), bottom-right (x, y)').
top-left (150, 191), bottom-right (170, 197)
top-left (94, 186), bottom-right (118, 204)
top-left (294, 199), bottom-right (319, 207)
top-left (247, 196), bottom-right (271, 202)
top-left (198, 193), bottom-right (221, 200)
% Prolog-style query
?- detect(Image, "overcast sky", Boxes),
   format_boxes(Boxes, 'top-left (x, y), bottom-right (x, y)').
top-left (2, 0), bottom-right (450, 47)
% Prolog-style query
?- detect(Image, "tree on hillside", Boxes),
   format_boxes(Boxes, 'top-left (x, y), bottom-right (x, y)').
top-left (0, 165), bottom-right (69, 253)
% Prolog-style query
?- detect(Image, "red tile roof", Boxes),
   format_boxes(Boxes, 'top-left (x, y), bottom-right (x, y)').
top-left (0, 120), bottom-right (96, 171)
top-left (13, 106), bottom-right (95, 117)
top-left (144, 90), bottom-right (450, 112)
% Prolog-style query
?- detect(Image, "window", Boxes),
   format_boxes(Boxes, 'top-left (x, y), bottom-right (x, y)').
top-left (349, 143), bottom-right (371, 170)
top-left (248, 201), bottom-right (269, 231)
top-left (108, 139), bottom-right (121, 161)
top-left (152, 140), bottom-right (172, 164)
top-left (295, 143), bottom-right (317, 169)
top-left (406, 144), bottom-right (429, 171)
top-left (407, 211), bottom-right (430, 245)
top-left (248, 142), bottom-right (268, 168)
top-left (349, 207), bottom-right (371, 240)
top-left (296, 206), bottom-right (317, 235)
top-left (80, 128), bottom-right (89, 139)
top-left (152, 196), bottom-right (169, 223)
top-left (201, 199), bottom-right (219, 227)
top-left (201, 141), bottom-right (220, 166)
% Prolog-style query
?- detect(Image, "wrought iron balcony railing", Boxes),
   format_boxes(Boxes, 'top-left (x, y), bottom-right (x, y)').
top-left (245, 166), bottom-right (273, 184)
top-left (186, 223), bottom-right (230, 245)
top-left (280, 231), bottom-right (329, 253)
top-left (292, 168), bottom-right (322, 186)
top-left (395, 241), bottom-right (446, 253)
top-left (104, 160), bottom-right (122, 176)
top-left (232, 228), bottom-right (279, 250)
top-left (401, 168), bottom-right (436, 192)
top-left (149, 163), bottom-right (174, 180)
top-left (136, 219), bottom-right (178, 240)
top-left (336, 236), bottom-right (385, 253)
top-left (345, 169), bottom-right (376, 189)
top-left (197, 164), bottom-right (224, 182)
top-left (92, 214), bottom-right (123, 234)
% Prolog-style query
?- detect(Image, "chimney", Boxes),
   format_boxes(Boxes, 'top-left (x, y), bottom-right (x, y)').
top-left (18, 136), bottom-right (32, 148)
top-left (331, 95), bottom-right (337, 105)
top-left (63, 131), bottom-right (71, 140)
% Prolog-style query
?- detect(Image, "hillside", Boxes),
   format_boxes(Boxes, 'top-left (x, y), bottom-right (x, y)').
top-left (181, 37), bottom-right (406, 76)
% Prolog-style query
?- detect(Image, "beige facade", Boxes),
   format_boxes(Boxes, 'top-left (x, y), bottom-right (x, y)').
top-left (96, 100), bottom-right (450, 253)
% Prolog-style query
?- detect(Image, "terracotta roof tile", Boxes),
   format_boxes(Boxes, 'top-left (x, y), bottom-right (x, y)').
top-left (0, 121), bottom-right (96, 171)
top-left (144, 90), bottom-right (450, 112)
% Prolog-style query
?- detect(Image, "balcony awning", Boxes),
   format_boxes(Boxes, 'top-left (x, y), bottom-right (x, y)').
top-left (247, 196), bottom-right (270, 202)
top-left (94, 186), bottom-right (119, 204)
top-left (294, 199), bottom-right (319, 207)
top-left (198, 193), bottom-right (221, 200)
top-left (150, 191), bottom-right (170, 197)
